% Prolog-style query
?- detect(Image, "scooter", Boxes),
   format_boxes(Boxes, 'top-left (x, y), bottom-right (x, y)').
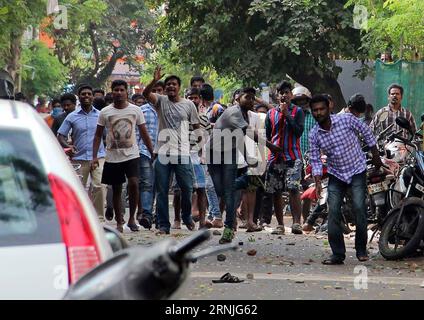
top-left (64, 229), bottom-right (237, 300)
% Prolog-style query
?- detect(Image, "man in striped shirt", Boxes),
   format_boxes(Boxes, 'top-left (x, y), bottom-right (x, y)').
top-left (261, 81), bottom-right (305, 235)
top-left (369, 83), bottom-right (417, 140)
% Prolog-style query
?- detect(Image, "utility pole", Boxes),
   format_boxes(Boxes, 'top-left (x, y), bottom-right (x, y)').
top-left (399, 33), bottom-right (404, 60)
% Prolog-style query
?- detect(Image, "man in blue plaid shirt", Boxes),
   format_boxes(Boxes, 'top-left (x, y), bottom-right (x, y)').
top-left (309, 94), bottom-right (383, 265)
top-left (136, 81), bottom-right (164, 229)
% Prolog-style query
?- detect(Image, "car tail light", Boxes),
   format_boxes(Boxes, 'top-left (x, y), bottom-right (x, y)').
top-left (48, 174), bottom-right (100, 284)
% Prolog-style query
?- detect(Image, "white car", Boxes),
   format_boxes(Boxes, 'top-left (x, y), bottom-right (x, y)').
top-left (0, 100), bottom-right (114, 300)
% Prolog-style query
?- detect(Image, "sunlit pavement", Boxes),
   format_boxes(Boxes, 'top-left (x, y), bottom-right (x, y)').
top-left (103, 210), bottom-right (424, 300)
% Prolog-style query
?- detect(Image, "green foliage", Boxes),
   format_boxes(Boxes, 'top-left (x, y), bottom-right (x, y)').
top-left (346, 0), bottom-right (424, 60)
top-left (150, 0), bottom-right (364, 88)
top-left (20, 41), bottom-right (69, 98)
top-left (46, 0), bottom-right (156, 86)
top-left (0, 0), bottom-right (46, 69)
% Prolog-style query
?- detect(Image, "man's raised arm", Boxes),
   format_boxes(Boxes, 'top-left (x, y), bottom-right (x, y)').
top-left (143, 66), bottom-right (164, 107)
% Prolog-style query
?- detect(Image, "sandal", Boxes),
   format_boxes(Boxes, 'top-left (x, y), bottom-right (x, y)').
top-left (246, 225), bottom-right (263, 233)
top-left (138, 216), bottom-right (152, 230)
top-left (184, 221), bottom-right (196, 231)
top-left (105, 207), bottom-right (114, 221)
top-left (219, 227), bottom-right (234, 244)
top-left (321, 257), bottom-right (344, 265)
top-left (357, 255), bottom-right (369, 262)
top-left (291, 223), bottom-right (303, 235)
top-left (212, 273), bottom-right (244, 284)
top-left (271, 226), bottom-right (285, 235)
top-left (172, 221), bottom-right (181, 230)
top-left (127, 224), bottom-right (140, 232)
top-left (239, 222), bottom-right (248, 229)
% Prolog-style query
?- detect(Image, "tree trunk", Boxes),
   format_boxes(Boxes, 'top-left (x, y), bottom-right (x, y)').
top-left (76, 49), bottom-right (125, 91)
top-left (290, 72), bottom-right (347, 111)
top-left (6, 32), bottom-right (23, 85)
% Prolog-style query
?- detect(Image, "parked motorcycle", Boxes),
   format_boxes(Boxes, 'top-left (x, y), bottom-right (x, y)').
top-left (378, 116), bottom-right (424, 260)
top-left (64, 229), bottom-right (236, 300)
top-left (366, 121), bottom-right (400, 228)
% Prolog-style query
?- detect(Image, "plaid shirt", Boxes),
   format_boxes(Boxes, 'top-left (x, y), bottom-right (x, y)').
top-left (309, 114), bottom-right (376, 183)
top-left (300, 109), bottom-right (316, 157)
top-left (369, 105), bottom-right (417, 140)
top-left (137, 103), bottom-right (158, 159)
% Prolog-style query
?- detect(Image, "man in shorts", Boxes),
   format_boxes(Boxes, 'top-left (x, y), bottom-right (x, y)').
top-left (260, 81), bottom-right (305, 235)
top-left (92, 80), bottom-right (154, 233)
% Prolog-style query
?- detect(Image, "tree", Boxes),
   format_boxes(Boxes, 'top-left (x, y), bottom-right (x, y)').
top-left (0, 0), bottom-right (47, 82)
top-left (45, 0), bottom-right (156, 89)
top-left (20, 41), bottom-right (69, 100)
top-left (150, 0), bottom-right (367, 108)
top-left (346, 0), bottom-right (424, 61)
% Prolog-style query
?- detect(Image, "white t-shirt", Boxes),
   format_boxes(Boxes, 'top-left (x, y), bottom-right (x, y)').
top-left (238, 111), bottom-right (266, 170)
top-left (98, 103), bottom-right (145, 163)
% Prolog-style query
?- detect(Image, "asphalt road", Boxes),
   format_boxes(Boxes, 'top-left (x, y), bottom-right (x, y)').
top-left (104, 211), bottom-right (424, 300)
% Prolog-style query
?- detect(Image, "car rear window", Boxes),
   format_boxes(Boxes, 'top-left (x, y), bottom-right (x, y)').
top-left (0, 129), bottom-right (62, 247)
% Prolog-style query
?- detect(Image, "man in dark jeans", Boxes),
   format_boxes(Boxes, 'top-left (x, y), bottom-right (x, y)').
top-left (143, 67), bottom-right (200, 235)
top-left (308, 94), bottom-right (383, 264)
top-left (206, 88), bottom-right (282, 244)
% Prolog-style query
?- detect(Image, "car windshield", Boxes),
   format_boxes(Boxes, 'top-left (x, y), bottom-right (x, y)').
top-left (0, 129), bottom-right (62, 246)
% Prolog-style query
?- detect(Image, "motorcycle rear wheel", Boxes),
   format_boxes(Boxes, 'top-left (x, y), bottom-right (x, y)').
top-left (379, 205), bottom-right (424, 260)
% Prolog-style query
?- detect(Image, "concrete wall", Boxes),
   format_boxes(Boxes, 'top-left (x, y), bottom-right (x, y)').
top-left (336, 60), bottom-right (375, 107)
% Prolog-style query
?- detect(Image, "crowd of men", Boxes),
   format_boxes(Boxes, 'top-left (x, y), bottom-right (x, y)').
top-left (39, 67), bottom-right (418, 264)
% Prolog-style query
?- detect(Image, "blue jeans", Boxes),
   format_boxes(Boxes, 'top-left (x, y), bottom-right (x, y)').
top-left (207, 163), bottom-right (238, 229)
top-left (234, 172), bottom-right (249, 211)
top-left (327, 172), bottom-right (368, 260)
top-left (138, 154), bottom-right (154, 219)
top-left (206, 169), bottom-right (221, 220)
top-left (155, 157), bottom-right (194, 232)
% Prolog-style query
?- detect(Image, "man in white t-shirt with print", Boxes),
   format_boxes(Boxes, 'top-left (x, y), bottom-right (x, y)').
top-left (92, 80), bottom-right (154, 233)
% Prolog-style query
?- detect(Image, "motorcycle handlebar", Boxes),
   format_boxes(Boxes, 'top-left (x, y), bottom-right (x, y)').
top-left (168, 229), bottom-right (212, 262)
top-left (377, 123), bottom-right (395, 141)
top-left (390, 134), bottom-right (418, 150)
